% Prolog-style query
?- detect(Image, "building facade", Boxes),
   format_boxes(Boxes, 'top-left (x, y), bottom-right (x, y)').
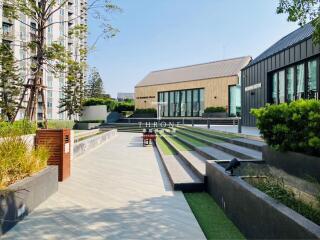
top-left (135, 56), bottom-right (251, 117)
top-left (241, 23), bottom-right (320, 126)
top-left (0, 0), bottom-right (87, 120)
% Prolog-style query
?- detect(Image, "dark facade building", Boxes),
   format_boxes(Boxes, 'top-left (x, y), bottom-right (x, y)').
top-left (241, 23), bottom-right (320, 126)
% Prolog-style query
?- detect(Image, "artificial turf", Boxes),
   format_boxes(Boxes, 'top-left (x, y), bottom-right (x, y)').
top-left (184, 192), bottom-right (245, 240)
top-left (156, 136), bottom-right (176, 155)
top-left (182, 126), bottom-right (241, 139)
top-left (178, 130), bottom-right (223, 143)
top-left (163, 135), bottom-right (192, 151)
top-left (174, 132), bottom-right (207, 147)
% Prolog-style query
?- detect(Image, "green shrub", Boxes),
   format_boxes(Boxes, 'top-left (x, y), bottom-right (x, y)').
top-left (38, 120), bottom-right (75, 129)
top-left (251, 99), bottom-right (320, 156)
top-left (83, 98), bottom-right (134, 112)
top-left (114, 102), bottom-right (135, 112)
top-left (0, 135), bottom-right (49, 189)
top-left (76, 120), bottom-right (105, 123)
top-left (248, 176), bottom-right (320, 225)
top-left (204, 106), bottom-right (226, 113)
top-left (134, 108), bottom-right (157, 114)
top-left (0, 120), bottom-right (37, 137)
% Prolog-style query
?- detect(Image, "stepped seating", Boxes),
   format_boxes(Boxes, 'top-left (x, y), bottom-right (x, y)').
top-left (174, 129), bottom-right (263, 160)
top-left (155, 135), bottom-right (204, 192)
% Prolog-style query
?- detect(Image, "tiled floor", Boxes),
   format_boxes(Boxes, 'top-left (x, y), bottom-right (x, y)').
top-left (4, 132), bottom-right (205, 240)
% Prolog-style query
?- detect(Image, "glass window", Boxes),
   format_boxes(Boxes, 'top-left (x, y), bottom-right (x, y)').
top-left (169, 92), bottom-right (174, 117)
top-left (47, 90), bottom-right (53, 98)
top-left (307, 60), bottom-right (317, 99)
top-left (272, 73), bottom-right (278, 104)
top-left (296, 63), bottom-right (305, 99)
top-left (180, 90), bottom-right (186, 117)
top-left (164, 92), bottom-right (169, 117)
top-left (199, 89), bottom-right (204, 116)
top-left (229, 86), bottom-right (241, 117)
top-left (287, 67), bottom-right (294, 102)
top-left (186, 90), bottom-right (192, 117)
top-left (279, 70), bottom-right (285, 103)
top-left (175, 91), bottom-right (180, 116)
top-left (193, 89), bottom-right (199, 116)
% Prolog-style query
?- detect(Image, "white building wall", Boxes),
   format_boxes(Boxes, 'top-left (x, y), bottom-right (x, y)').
top-left (0, 0), bottom-right (87, 120)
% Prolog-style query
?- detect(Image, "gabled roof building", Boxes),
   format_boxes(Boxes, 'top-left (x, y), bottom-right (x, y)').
top-left (135, 56), bottom-right (251, 117)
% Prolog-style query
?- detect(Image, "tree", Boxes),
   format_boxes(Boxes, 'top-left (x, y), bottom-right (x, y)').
top-left (59, 59), bottom-right (86, 119)
top-left (0, 43), bottom-right (23, 121)
top-left (4, 0), bottom-right (120, 127)
top-left (277, 0), bottom-right (320, 44)
top-left (86, 67), bottom-right (104, 98)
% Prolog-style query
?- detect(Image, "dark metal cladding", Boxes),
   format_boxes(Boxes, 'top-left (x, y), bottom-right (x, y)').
top-left (241, 23), bottom-right (320, 126)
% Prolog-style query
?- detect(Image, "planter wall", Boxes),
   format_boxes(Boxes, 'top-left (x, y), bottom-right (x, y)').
top-left (80, 105), bottom-right (108, 121)
top-left (202, 112), bottom-right (228, 118)
top-left (206, 161), bottom-right (320, 239)
top-left (73, 129), bottom-right (117, 158)
top-left (75, 122), bottom-right (102, 130)
top-left (0, 166), bottom-right (58, 235)
top-left (131, 113), bottom-right (157, 118)
top-left (263, 146), bottom-right (320, 182)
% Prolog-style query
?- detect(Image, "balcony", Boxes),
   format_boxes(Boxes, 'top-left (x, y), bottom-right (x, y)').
top-left (2, 31), bottom-right (14, 41)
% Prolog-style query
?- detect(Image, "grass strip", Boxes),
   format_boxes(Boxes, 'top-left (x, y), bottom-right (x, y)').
top-left (178, 130), bottom-right (223, 144)
top-left (184, 192), bottom-right (245, 240)
top-left (174, 132), bottom-right (207, 147)
top-left (182, 126), bottom-right (241, 139)
top-left (156, 136), bottom-right (176, 155)
top-left (163, 135), bottom-right (192, 151)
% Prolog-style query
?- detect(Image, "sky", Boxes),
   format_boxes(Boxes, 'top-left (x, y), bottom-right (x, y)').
top-left (88, 0), bottom-right (299, 98)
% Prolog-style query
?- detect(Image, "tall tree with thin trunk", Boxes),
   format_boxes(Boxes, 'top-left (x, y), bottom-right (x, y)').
top-left (277, 0), bottom-right (320, 44)
top-left (0, 43), bottom-right (23, 121)
top-left (4, 0), bottom-right (120, 127)
top-left (86, 67), bottom-right (104, 98)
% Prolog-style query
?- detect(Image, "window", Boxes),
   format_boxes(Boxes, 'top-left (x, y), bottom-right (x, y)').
top-left (279, 70), bottom-right (285, 103)
top-left (169, 92), bottom-right (174, 117)
top-left (47, 90), bottom-right (53, 98)
top-left (192, 89), bottom-right (199, 116)
top-left (175, 91), bottom-right (180, 116)
top-left (180, 91), bottom-right (186, 117)
top-left (199, 89), bottom-right (205, 116)
top-left (2, 23), bottom-right (11, 34)
top-left (47, 101), bottom-right (53, 108)
top-left (164, 92), bottom-right (169, 117)
top-left (296, 63), bottom-right (305, 99)
top-left (272, 73), bottom-right (278, 104)
top-left (186, 90), bottom-right (192, 117)
top-left (307, 60), bottom-right (317, 99)
top-left (286, 67), bottom-right (294, 102)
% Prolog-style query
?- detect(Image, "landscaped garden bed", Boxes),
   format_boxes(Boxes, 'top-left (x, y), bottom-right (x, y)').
top-left (206, 160), bottom-right (320, 239)
top-left (0, 122), bottom-right (57, 235)
top-left (252, 99), bottom-right (320, 180)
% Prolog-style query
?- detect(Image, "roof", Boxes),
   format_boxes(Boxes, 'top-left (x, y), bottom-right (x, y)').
top-left (135, 56), bottom-right (252, 87)
top-left (249, 22), bottom-right (314, 66)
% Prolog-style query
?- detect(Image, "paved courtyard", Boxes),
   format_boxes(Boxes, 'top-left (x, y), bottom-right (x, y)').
top-left (4, 132), bottom-right (205, 239)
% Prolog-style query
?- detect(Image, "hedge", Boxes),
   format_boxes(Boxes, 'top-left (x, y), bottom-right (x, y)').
top-left (134, 108), bottom-right (157, 114)
top-left (204, 106), bottom-right (226, 113)
top-left (83, 98), bottom-right (134, 112)
top-left (251, 99), bottom-right (320, 156)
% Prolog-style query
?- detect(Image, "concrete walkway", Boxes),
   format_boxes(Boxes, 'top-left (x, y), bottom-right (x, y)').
top-left (4, 132), bottom-right (205, 240)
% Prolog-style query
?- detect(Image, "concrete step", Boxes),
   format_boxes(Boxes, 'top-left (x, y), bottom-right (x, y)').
top-left (154, 139), bottom-right (204, 192)
top-left (176, 130), bottom-right (262, 160)
top-left (160, 135), bottom-right (206, 180)
top-left (168, 131), bottom-right (238, 160)
top-left (178, 126), bottom-right (266, 151)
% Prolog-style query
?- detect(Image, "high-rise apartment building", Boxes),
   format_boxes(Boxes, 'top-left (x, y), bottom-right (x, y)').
top-left (0, 0), bottom-right (87, 120)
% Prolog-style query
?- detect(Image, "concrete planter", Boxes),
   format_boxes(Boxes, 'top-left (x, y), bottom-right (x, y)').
top-left (131, 113), bottom-right (157, 118)
top-left (263, 146), bottom-right (320, 182)
top-left (75, 122), bottom-right (102, 130)
top-left (206, 161), bottom-right (320, 239)
top-left (0, 166), bottom-right (58, 235)
top-left (73, 129), bottom-right (117, 158)
top-left (202, 112), bottom-right (227, 118)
